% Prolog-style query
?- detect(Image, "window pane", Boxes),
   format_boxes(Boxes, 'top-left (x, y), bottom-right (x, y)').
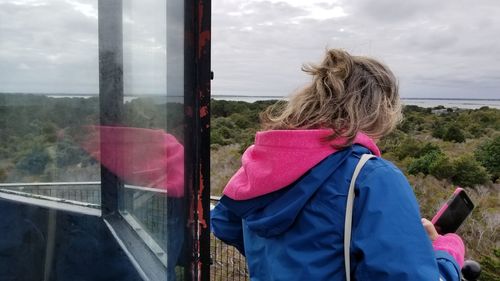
top-left (1, 0), bottom-right (190, 279)
top-left (0, 0), bottom-right (100, 207)
top-left (103, 0), bottom-right (185, 278)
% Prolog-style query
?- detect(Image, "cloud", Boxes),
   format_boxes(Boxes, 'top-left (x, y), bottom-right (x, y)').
top-left (0, 0), bottom-right (499, 99)
top-left (0, 0), bottom-right (173, 95)
top-left (213, 0), bottom-right (500, 99)
top-left (0, 0), bottom-right (98, 93)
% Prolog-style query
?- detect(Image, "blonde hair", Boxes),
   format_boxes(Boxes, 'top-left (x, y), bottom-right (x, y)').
top-left (261, 48), bottom-right (402, 146)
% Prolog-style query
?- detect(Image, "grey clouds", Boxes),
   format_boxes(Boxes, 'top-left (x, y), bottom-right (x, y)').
top-left (1, 0), bottom-right (499, 99)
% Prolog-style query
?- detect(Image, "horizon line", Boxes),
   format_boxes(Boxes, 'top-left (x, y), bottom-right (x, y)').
top-left (1, 92), bottom-right (499, 101)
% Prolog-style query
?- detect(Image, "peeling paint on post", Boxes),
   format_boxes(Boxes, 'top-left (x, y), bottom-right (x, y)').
top-left (184, 0), bottom-right (211, 280)
top-left (196, 0), bottom-right (211, 279)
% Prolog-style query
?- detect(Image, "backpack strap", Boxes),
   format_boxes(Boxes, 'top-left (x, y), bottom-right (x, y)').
top-left (344, 154), bottom-right (375, 281)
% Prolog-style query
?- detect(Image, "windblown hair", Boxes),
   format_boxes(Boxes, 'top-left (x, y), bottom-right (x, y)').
top-left (260, 49), bottom-right (402, 146)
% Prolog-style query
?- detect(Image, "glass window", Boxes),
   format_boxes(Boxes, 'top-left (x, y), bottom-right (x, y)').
top-left (91, 0), bottom-right (188, 279)
top-left (0, 0), bottom-right (101, 208)
top-left (0, 0), bottom-right (196, 280)
top-left (117, 0), bottom-right (186, 275)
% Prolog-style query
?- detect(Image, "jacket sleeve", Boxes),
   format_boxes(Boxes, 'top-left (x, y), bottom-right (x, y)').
top-left (211, 202), bottom-right (246, 255)
top-left (351, 163), bottom-right (462, 281)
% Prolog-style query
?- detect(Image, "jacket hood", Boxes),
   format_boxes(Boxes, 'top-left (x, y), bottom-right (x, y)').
top-left (220, 145), bottom-right (370, 237)
top-left (223, 129), bottom-right (380, 200)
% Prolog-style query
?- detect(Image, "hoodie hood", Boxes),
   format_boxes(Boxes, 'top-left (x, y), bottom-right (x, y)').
top-left (223, 129), bottom-right (380, 200)
top-left (219, 147), bottom-right (355, 237)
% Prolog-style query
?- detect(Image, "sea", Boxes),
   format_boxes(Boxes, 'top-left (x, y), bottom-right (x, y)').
top-left (212, 95), bottom-right (500, 109)
top-left (2, 93), bottom-right (498, 109)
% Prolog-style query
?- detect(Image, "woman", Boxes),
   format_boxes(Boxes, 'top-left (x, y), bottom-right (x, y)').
top-left (211, 49), bottom-right (464, 280)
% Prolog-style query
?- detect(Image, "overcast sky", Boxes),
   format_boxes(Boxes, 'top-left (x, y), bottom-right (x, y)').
top-left (1, 0), bottom-right (499, 99)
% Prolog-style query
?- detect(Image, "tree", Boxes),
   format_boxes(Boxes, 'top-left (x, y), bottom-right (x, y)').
top-left (443, 124), bottom-right (466, 143)
top-left (394, 139), bottom-right (440, 160)
top-left (431, 123), bottom-right (446, 139)
top-left (16, 147), bottom-right (50, 175)
top-left (466, 124), bottom-right (486, 138)
top-left (475, 136), bottom-right (500, 182)
top-left (451, 155), bottom-right (489, 187)
top-left (429, 155), bottom-right (455, 180)
top-left (55, 140), bottom-right (91, 168)
top-left (211, 117), bottom-right (238, 146)
top-left (408, 150), bottom-right (444, 175)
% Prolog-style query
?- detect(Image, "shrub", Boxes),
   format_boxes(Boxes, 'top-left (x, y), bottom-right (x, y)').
top-left (443, 124), bottom-right (466, 143)
top-left (16, 147), bottom-right (50, 174)
top-left (394, 140), bottom-right (418, 160)
top-left (211, 117), bottom-right (249, 146)
top-left (398, 114), bottom-right (425, 133)
top-left (394, 138), bottom-right (423, 160)
top-left (451, 155), bottom-right (489, 187)
top-left (55, 140), bottom-right (90, 168)
top-left (431, 123), bottom-right (446, 139)
top-left (474, 136), bottom-right (500, 181)
top-left (408, 150), bottom-right (444, 175)
top-left (479, 249), bottom-right (500, 281)
top-left (377, 130), bottom-right (406, 154)
top-left (395, 139), bottom-right (441, 161)
top-left (467, 124), bottom-right (486, 138)
top-left (429, 155), bottom-right (455, 180)
top-left (419, 142), bottom-right (441, 155)
top-left (230, 113), bottom-right (253, 129)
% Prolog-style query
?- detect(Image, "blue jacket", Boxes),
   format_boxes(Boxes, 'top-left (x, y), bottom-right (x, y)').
top-left (211, 145), bottom-right (461, 280)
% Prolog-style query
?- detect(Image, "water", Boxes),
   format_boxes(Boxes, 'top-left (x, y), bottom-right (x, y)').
top-left (212, 95), bottom-right (500, 109)
top-left (400, 98), bottom-right (500, 109)
top-left (4, 93), bottom-right (500, 109)
top-left (45, 94), bottom-right (184, 103)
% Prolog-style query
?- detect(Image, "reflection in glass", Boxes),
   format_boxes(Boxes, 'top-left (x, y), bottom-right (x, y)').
top-left (120, 0), bottom-right (186, 279)
top-left (1, 0), bottom-right (186, 279)
top-left (0, 0), bottom-right (100, 205)
top-left (0, 1), bottom-right (145, 280)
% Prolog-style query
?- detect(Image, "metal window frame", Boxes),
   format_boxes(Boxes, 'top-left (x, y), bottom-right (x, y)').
top-left (97, 0), bottom-right (212, 280)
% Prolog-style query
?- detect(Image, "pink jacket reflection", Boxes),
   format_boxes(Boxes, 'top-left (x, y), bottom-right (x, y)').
top-left (82, 126), bottom-right (184, 197)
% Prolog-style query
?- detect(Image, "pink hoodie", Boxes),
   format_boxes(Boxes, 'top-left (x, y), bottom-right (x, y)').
top-left (222, 129), bottom-right (465, 267)
top-left (434, 233), bottom-right (465, 268)
top-left (223, 129), bottom-right (380, 200)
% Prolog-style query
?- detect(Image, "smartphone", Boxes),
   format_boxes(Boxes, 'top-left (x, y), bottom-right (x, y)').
top-left (431, 188), bottom-right (475, 234)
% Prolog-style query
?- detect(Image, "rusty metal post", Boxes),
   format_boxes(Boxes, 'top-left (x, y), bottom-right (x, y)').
top-left (184, 0), bottom-right (211, 279)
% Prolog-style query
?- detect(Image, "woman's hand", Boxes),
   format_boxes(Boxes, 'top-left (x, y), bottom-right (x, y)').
top-left (421, 218), bottom-right (439, 242)
top-left (423, 218), bottom-right (466, 268)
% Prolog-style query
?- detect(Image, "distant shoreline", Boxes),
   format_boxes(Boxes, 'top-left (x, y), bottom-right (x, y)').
top-left (212, 95), bottom-right (500, 102)
top-left (1, 93), bottom-right (499, 109)
top-left (211, 95), bottom-right (500, 109)
top-left (1, 93), bottom-right (498, 101)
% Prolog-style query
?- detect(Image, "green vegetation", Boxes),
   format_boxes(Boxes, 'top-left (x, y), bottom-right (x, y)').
top-left (210, 99), bottom-right (500, 280)
top-left (475, 136), bottom-right (500, 182)
top-left (210, 99), bottom-right (500, 187)
top-left (211, 99), bottom-right (276, 153)
top-left (0, 93), bottom-right (183, 183)
top-left (0, 94), bottom-right (498, 279)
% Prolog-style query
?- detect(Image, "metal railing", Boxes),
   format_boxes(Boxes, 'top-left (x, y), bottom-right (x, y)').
top-left (210, 196), bottom-right (249, 281)
top-left (0, 181), bottom-right (101, 207)
top-left (0, 183), bottom-right (249, 280)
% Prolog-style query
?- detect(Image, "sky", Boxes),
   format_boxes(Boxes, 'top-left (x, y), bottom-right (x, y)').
top-left (0, 0), bottom-right (499, 99)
